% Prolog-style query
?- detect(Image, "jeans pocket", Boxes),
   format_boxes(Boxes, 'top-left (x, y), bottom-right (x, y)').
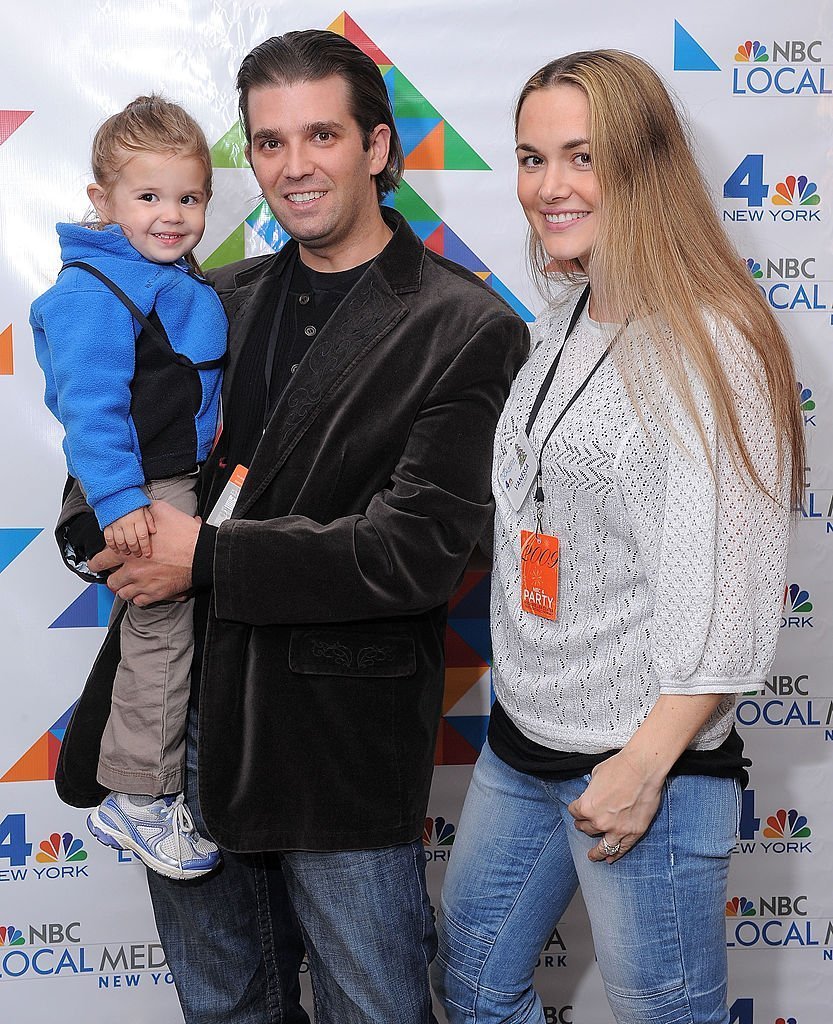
top-left (732, 778), bottom-right (743, 839)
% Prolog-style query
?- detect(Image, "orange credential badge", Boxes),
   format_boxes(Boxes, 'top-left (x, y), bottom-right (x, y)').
top-left (520, 529), bottom-right (560, 620)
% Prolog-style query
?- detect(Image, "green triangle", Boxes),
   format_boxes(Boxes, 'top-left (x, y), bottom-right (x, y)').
top-left (444, 122), bottom-right (490, 171)
top-left (202, 223), bottom-right (246, 270)
top-left (393, 68), bottom-right (440, 120)
top-left (211, 122), bottom-right (249, 169)
top-left (392, 180), bottom-right (439, 221)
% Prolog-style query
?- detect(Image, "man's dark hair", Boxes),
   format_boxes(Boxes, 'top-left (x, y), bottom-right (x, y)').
top-left (237, 29), bottom-right (404, 201)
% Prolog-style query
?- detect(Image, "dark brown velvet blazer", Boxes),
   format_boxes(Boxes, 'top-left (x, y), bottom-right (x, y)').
top-left (56, 209), bottom-right (528, 852)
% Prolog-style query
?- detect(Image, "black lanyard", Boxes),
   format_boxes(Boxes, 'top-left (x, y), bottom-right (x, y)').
top-left (262, 249), bottom-right (298, 430)
top-left (525, 285), bottom-right (621, 512)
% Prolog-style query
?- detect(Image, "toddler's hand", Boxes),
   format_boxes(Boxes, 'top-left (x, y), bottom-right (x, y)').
top-left (103, 506), bottom-right (156, 558)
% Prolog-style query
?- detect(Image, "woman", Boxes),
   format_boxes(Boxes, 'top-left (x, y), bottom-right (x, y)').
top-left (432, 50), bottom-right (803, 1024)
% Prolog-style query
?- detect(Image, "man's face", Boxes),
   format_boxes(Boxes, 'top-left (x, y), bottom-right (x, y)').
top-left (245, 76), bottom-right (390, 265)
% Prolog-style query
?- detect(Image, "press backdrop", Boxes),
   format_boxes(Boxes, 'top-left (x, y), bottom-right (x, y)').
top-left (1, 2), bottom-right (830, 1021)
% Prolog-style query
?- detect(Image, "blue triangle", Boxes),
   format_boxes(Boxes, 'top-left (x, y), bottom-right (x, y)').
top-left (448, 618), bottom-right (492, 664)
top-left (489, 275), bottom-right (535, 323)
top-left (246, 201), bottom-right (292, 252)
top-left (452, 575), bottom-right (491, 618)
top-left (50, 584), bottom-right (115, 628)
top-left (49, 703), bottom-right (77, 741)
top-left (0, 528), bottom-right (42, 573)
top-left (444, 714), bottom-right (491, 753)
top-left (397, 117), bottom-right (442, 157)
top-left (674, 21), bottom-right (719, 71)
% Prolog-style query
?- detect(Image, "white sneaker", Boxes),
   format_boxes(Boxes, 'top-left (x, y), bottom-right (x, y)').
top-left (87, 792), bottom-right (220, 880)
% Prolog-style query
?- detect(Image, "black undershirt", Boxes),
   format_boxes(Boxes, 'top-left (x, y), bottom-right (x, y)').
top-left (190, 254), bottom-right (374, 692)
top-left (488, 698), bottom-right (750, 787)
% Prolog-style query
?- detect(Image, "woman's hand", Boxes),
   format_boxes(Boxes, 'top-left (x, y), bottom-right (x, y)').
top-left (567, 692), bottom-right (727, 863)
top-left (567, 749), bottom-right (664, 864)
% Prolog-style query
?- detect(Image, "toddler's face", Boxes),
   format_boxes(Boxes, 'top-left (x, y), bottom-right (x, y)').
top-left (89, 151), bottom-right (208, 264)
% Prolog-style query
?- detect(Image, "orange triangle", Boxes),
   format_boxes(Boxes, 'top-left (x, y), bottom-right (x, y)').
top-left (0, 324), bottom-right (12, 375)
top-left (443, 667), bottom-right (488, 714)
top-left (405, 121), bottom-right (444, 170)
top-left (341, 12), bottom-right (392, 64)
top-left (1, 734), bottom-right (50, 782)
top-left (327, 12), bottom-right (345, 35)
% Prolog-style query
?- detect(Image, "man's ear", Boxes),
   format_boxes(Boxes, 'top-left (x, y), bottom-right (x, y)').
top-left (244, 143), bottom-right (252, 166)
top-left (367, 124), bottom-right (391, 177)
top-left (86, 182), bottom-right (108, 220)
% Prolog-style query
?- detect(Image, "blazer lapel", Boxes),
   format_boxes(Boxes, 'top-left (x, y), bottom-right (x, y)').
top-left (235, 264), bottom-right (408, 516)
top-left (216, 244), bottom-right (296, 408)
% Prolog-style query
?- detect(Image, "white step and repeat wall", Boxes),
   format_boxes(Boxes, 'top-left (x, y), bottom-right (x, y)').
top-left (1, 2), bottom-right (830, 1021)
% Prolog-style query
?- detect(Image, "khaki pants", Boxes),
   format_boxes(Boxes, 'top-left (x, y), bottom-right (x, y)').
top-left (97, 472), bottom-right (197, 796)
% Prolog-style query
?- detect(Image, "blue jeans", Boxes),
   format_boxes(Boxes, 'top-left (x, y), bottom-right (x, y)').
top-left (433, 740), bottom-right (740, 1024)
top-left (147, 708), bottom-right (437, 1024)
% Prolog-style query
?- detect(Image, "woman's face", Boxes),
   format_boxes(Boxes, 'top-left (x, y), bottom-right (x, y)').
top-left (516, 84), bottom-right (599, 272)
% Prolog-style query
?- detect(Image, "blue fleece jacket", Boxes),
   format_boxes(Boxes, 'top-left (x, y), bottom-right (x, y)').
top-left (31, 223), bottom-right (227, 529)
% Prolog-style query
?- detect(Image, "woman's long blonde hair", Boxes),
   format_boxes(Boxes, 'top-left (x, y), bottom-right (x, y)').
top-left (516, 50), bottom-right (805, 509)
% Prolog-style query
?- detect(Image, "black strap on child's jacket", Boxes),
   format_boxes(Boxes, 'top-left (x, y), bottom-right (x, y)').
top-left (60, 260), bottom-right (226, 372)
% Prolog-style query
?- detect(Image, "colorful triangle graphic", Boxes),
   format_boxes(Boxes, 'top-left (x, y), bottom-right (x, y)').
top-left (0, 110), bottom-right (33, 147)
top-left (0, 528), bottom-right (41, 574)
top-left (330, 11), bottom-right (392, 65)
top-left (203, 223), bottom-right (247, 270)
top-left (328, 12), bottom-right (487, 170)
top-left (386, 183), bottom-right (533, 320)
top-left (0, 324), bottom-right (13, 374)
top-left (211, 121), bottom-right (249, 169)
top-left (673, 21), bottom-right (720, 71)
top-left (49, 584), bottom-right (115, 628)
top-left (1, 704), bottom-right (75, 783)
top-left (437, 571), bottom-right (495, 765)
top-left (201, 186), bottom-right (533, 320)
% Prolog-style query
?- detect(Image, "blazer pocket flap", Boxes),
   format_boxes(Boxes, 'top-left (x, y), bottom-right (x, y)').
top-left (289, 630), bottom-right (416, 677)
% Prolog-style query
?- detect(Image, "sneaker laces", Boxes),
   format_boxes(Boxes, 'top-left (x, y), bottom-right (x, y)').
top-left (159, 793), bottom-right (196, 869)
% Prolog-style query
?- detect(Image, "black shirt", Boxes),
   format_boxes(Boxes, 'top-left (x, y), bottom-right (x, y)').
top-left (488, 698), bottom-right (750, 787)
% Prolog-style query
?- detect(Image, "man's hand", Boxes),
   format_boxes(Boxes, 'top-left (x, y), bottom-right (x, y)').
top-left (91, 500), bottom-right (200, 606)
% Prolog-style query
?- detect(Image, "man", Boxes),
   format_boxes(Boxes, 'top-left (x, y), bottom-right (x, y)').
top-left (57, 29), bottom-right (528, 1024)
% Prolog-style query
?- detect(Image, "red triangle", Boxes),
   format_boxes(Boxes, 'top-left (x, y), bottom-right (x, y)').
top-left (445, 626), bottom-right (487, 669)
top-left (0, 111), bottom-right (33, 147)
top-left (449, 570), bottom-right (488, 610)
top-left (424, 223), bottom-right (444, 256)
top-left (342, 13), bottom-right (392, 65)
top-left (47, 733), bottom-right (63, 777)
top-left (434, 719), bottom-right (480, 765)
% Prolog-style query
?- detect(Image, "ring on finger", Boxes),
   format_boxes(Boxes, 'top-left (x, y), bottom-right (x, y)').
top-left (600, 837), bottom-right (620, 857)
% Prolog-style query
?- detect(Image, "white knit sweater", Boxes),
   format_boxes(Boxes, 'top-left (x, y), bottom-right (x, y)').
top-left (490, 294), bottom-right (791, 754)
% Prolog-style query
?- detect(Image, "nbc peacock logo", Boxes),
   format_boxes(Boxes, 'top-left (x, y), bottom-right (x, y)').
top-left (423, 815), bottom-right (456, 862)
top-left (772, 175), bottom-right (820, 207)
top-left (782, 583), bottom-right (813, 628)
top-left (726, 897), bottom-right (756, 917)
top-left (735, 40), bottom-right (769, 62)
top-left (0, 925), bottom-right (25, 946)
top-left (763, 809), bottom-right (811, 840)
top-left (745, 258), bottom-right (763, 279)
top-left (797, 382), bottom-right (815, 414)
top-left (35, 832), bottom-right (88, 864)
top-left (798, 382), bottom-right (817, 429)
